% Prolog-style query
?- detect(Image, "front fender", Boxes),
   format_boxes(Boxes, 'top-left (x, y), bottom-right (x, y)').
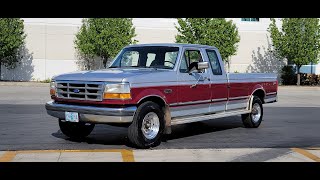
top-left (131, 88), bottom-right (168, 104)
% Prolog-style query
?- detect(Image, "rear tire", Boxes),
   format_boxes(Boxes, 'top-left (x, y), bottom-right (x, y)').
top-left (128, 101), bottom-right (164, 149)
top-left (242, 96), bottom-right (263, 128)
top-left (59, 119), bottom-right (95, 139)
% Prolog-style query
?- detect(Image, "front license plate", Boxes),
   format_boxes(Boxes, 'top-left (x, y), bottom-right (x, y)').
top-left (65, 112), bottom-right (79, 122)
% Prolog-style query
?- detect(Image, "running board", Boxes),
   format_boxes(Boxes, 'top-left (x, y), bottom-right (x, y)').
top-left (171, 109), bottom-right (251, 125)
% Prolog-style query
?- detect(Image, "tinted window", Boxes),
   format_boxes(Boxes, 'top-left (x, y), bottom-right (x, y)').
top-left (179, 49), bottom-right (204, 73)
top-left (146, 53), bottom-right (156, 67)
top-left (206, 50), bottom-right (222, 75)
top-left (179, 54), bottom-right (188, 73)
top-left (164, 51), bottom-right (178, 68)
top-left (121, 51), bottom-right (139, 67)
top-left (110, 46), bottom-right (179, 69)
top-left (241, 18), bottom-right (259, 22)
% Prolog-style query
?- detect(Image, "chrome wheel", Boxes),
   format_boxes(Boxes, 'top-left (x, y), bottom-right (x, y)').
top-left (141, 112), bottom-right (160, 140)
top-left (251, 103), bottom-right (261, 123)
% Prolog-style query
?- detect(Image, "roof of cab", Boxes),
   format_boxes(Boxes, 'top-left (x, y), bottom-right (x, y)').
top-left (125, 43), bottom-right (217, 49)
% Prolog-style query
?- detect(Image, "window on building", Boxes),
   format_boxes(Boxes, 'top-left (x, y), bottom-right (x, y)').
top-left (241, 18), bottom-right (259, 22)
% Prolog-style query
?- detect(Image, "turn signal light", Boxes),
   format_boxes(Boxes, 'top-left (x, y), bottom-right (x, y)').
top-left (103, 93), bottom-right (131, 99)
top-left (50, 89), bottom-right (56, 96)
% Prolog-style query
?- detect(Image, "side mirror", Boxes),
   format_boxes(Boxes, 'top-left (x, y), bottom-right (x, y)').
top-left (188, 62), bottom-right (209, 74)
top-left (197, 62), bottom-right (209, 70)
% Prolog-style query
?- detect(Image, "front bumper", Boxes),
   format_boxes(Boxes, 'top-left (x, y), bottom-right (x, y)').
top-left (45, 101), bottom-right (136, 123)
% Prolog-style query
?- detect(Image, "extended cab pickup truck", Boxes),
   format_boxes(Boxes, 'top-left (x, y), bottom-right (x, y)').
top-left (46, 43), bottom-right (278, 148)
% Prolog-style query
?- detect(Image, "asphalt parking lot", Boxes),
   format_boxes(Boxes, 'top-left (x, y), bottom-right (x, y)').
top-left (0, 82), bottom-right (320, 161)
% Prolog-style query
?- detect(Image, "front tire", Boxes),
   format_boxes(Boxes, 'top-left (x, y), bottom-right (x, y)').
top-left (241, 96), bottom-right (263, 128)
top-left (59, 119), bottom-right (95, 139)
top-left (128, 101), bottom-right (164, 149)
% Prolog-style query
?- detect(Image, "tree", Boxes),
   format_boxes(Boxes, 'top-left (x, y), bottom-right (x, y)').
top-left (0, 18), bottom-right (26, 80)
top-left (75, 18), bottom-right (137, 69)
top-left (268, 18), bottom-right (320, 85)
top-left (175, 18), bottom-right (240, 72)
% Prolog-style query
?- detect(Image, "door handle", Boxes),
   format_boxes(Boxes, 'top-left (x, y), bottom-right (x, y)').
top-left (190, 77), bottom-right (209, 88)
top-left (199, 77), bottom-right (210, 81)
top-left (190, 84), bottom-right (197, 88)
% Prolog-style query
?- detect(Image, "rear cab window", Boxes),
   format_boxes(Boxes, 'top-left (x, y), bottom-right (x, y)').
top-left (206, 49), bottom-right (222, 75)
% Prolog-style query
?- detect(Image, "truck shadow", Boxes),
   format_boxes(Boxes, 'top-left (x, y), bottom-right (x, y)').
top-left (166, 116), bottom-right (243, 141)
top-left (51, 116), bottom-right (243, 147)
top-left (51, 126), bottom-right (129, 146)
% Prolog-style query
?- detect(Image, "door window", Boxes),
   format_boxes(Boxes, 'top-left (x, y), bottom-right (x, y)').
top-left (179, 49), bottom-right (204, 73)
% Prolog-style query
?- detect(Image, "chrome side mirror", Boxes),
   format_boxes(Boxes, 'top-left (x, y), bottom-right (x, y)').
top-left (197, 62), bottom-right (209, 70)
top-left (188, 62), bottom-right (209, 74)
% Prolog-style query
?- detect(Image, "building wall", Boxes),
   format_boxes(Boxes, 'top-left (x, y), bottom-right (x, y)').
top-left (133, 18), bottom-right (178, 43)
top-left (1, 18), bottom-right (82, 81)
top-left (1, 18), bottom-right (318, 81)
top-left (226, 18), bottom-right (284, 73)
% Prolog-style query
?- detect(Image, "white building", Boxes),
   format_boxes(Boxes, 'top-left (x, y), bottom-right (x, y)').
top-left (1, 18), bottom-right (319, 81)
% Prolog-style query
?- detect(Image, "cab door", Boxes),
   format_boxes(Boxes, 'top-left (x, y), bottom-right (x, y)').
top-left (171, 48), bottom-right (211, 118)
top-left (205, 49), bottom-right (228, 113)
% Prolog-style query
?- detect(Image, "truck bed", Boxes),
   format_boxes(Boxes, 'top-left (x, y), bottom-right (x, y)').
top-left (227, 73), bottom-right (277, 82)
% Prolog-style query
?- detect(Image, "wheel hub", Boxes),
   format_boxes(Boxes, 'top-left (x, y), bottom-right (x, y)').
top-left (141, 112), bottom-right (160, 140)
top-left (251, 103), bottom-right (261, 123)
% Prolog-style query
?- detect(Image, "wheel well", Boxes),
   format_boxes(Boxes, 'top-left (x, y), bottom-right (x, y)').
top-left (252, 89), bottom-right (265, 103)
top-left (138, 96), bottom-right (166, 109)
top-left (138, 96), bottom-right (171, 135)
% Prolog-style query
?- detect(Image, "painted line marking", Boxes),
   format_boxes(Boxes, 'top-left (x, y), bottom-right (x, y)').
top-left (0, 152), bottom-right (17, 162)
top-left (121, 149), bottom-right (135, 162)
top-left (0, 149), bottom-right (135, 162)
top-left (306, 147), bottom-right (320, 150)
top-left (291, 148), bottom-right (320, 162)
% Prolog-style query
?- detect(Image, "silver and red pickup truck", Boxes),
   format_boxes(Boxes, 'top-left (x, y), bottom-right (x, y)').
top-left (45, 43), bottom-right (278, 148)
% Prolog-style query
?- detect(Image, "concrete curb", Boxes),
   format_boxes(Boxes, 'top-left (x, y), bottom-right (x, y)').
top-left (0, 148), bottom-right (319, 162)
top-left (279, 85), bottom-right (320, 90)
top-left (0, 82), bottom-right (49, 87)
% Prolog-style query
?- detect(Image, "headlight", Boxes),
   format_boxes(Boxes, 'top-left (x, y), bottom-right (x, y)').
top-left (103, 83), bottom-right (131, 99)
top-left (50, 81), bottom-right (56, 96)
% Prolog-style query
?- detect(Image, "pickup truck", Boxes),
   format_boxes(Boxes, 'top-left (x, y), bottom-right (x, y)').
top-left (45, 43), bottom-right (278, 148)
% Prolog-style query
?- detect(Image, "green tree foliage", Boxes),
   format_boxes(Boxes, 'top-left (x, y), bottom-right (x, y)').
top-left (175, 18), bottom-right (240, 71)
top-left (269, 18), bottom-right (320, 85)
top-left (0, 18), bottom-right (26, 80)
top-left (280, 65), bottom-right (297, 85)
top-left (75, 18), bottom-right (137, 69)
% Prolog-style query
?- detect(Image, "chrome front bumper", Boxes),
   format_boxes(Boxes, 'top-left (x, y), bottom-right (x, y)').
top-left (45, 101), bottom-right (136, 123)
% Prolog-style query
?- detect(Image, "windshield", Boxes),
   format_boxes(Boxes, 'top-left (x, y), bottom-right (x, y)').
top-left (109, 46), bottom-right (179, 69)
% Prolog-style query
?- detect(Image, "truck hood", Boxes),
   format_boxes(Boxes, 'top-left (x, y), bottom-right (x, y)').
top-left (53, 68), bottom-right (175, 83)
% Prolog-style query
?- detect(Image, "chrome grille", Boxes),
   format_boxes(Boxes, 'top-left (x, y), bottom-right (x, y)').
top-left (56, 81), bottom-right (104, 101)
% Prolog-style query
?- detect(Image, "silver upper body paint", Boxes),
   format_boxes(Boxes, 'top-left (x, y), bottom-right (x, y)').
top-left (52, 43), bottom-right (277, 88)
top-left (53, 68), bottom-right (175, 84)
